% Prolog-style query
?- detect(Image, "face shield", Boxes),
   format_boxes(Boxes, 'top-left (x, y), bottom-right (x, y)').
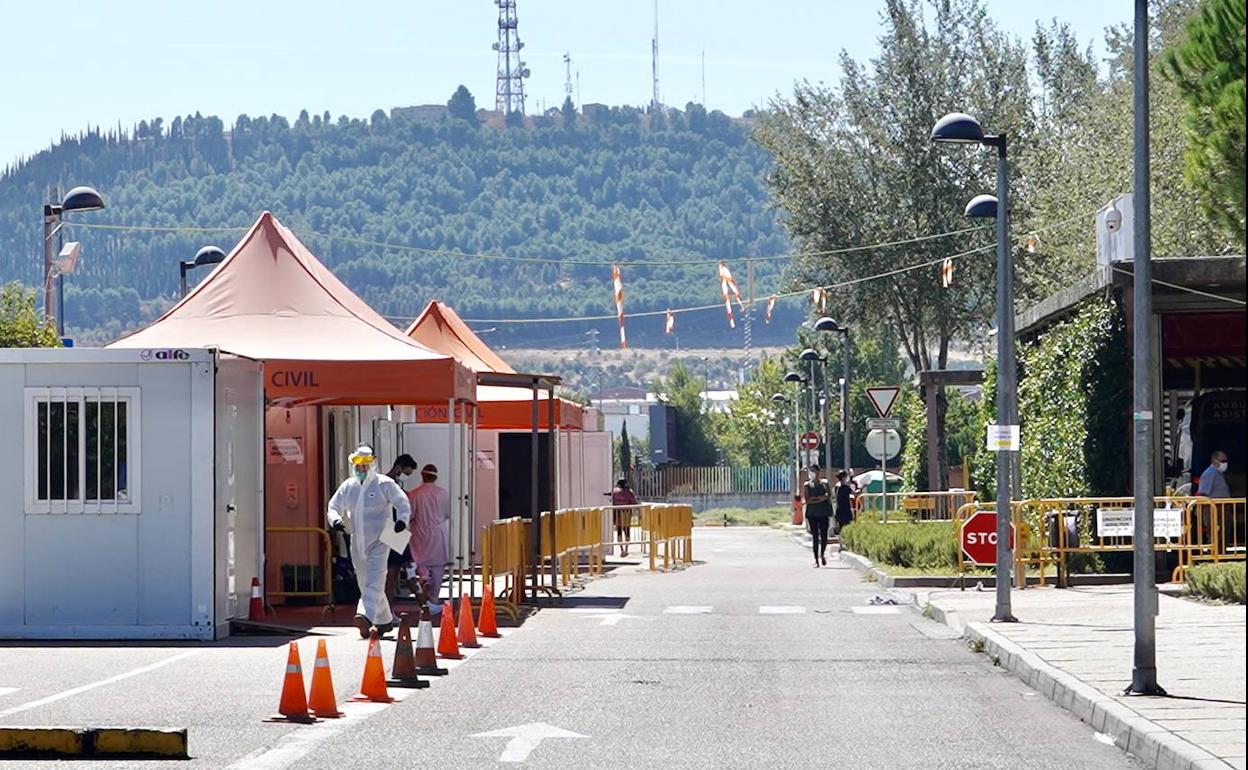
top-left (348, 446), bottom-right (376, 482)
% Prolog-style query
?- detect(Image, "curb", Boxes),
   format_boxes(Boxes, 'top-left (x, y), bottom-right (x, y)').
top-left (830, 547), bottom-right (1233, 770)
top-left (0, 727), bottom-right (187, 759)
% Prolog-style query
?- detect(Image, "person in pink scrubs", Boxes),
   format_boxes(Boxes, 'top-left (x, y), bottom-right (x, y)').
top-left (407, 464), bottom-right (451, 617)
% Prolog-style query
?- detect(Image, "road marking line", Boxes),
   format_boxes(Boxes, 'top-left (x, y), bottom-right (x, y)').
top-left (851, 606), bottom-right (901, 615)
top-left (570, 608), bottom-right (618, 613)
top-left (0, 688), bottom-right (18, 698)
top-left (0, 650), bottom-right (201, 719)
top-left (664, 606), bottom-right (712, 614)
top-left (759, 606), bottom-right (805, 614)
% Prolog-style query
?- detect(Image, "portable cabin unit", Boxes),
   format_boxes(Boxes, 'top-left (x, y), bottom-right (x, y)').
top-left (0, 347), bottom-right (264, 640)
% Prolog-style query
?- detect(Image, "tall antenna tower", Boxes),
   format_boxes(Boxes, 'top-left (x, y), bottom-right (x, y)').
top-left (563, 52), bottom-right (574, 103)
top-left (650, 0), bottom-right (661, 109)
top-left (492, 0), bottom-right (530, 115)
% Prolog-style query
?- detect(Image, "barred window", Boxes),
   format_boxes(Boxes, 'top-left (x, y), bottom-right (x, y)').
top-left (25, 388), bottom-right (140, 514)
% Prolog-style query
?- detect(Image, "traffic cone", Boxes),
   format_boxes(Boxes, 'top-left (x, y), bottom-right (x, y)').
top-left (436, 600), bottom-right (462, 660)
top-left (352, 629), bottom-right (393, 703)
top-left (478, 590), bottom-right (501, 638)
top-left (457, 593), bottom-right (480, 649)
top-left (791, 495), bottom-right (804, 526)
top-left (308, 639), bottom-right (344, 718)
top-left (248, 577), bottom-right (265, 621)
top-left (387, 615), bottom-right (429, 689)
top-left (264, 642), bottom-right (316, 723)
top-left (414, 605), bottom-right (447, 676)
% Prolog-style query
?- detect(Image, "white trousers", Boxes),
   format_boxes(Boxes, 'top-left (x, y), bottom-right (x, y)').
top-left (352, 538), bottom-right (393, 626)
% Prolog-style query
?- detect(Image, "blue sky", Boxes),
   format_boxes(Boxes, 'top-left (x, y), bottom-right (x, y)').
top-left (0, 0), bottom-right (1129, 167)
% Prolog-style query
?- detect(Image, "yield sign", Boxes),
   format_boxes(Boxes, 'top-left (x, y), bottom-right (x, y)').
top-left (865, 386), bottom-right (901, 418)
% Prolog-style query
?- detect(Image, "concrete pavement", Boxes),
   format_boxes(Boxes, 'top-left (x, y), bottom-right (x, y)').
top-left (0, 527), bottom-right (1138, 768)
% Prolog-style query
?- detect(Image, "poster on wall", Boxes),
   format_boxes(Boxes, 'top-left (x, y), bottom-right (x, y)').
top-left (267, 437), bottom-right (305, 465)
top-left (475, 449), bottom-right (496, 470)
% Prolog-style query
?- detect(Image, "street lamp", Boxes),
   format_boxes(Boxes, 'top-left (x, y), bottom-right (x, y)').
top-left (772, 393), bottom-right (799, 505)
top-left (43, 185), bottom-right (106, 337)
top-left (931, 110), bottom-right (1017, 623)
top-left (799, 347), bottom-right (830, 482)
top-left (815, 317), bottom-right (851, 481)
top-left (179, 245), bottom-right (227, 298)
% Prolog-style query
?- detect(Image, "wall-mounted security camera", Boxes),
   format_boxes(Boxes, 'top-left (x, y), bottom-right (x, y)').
top-left (1104, 207), bottom-right (1123, 232)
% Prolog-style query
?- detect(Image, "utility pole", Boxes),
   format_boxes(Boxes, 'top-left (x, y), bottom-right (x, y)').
top-left (1128, 0), bottom-right (1164, 697)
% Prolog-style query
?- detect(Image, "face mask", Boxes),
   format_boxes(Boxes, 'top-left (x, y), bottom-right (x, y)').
top-left (354, 469), bottom-right (369, 483)
top-left (1217, 462), bottom-right (1229, 473)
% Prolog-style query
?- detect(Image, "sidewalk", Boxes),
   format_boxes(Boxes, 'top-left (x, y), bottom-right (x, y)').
top-left (836, 544), bottom-right (1247, 770)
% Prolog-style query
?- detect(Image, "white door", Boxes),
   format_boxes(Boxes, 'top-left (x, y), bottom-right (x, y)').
top-left (401, 423), bottom-right (472, 564)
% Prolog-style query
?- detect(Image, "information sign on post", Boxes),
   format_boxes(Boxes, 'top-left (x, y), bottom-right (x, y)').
top-left (985, 424), bottom-right (1020, 452)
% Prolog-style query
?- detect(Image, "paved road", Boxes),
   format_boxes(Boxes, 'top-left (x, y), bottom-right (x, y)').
top-left (1, 527), bottom-right (1138, 768)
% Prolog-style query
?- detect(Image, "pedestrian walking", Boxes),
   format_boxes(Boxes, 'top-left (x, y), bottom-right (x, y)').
top-left (834, 469), bottom-right (855, 539)
top-left (326, 445), bottom-right (411, 638)
top-left (611, 478), bottom-right (638, 557)
top-left (804, 466), bottom-right (833, 566)
top-left (408, 464), bottom-right (451, 618)
top-left (1197, 450), bottom-right (1231, 498)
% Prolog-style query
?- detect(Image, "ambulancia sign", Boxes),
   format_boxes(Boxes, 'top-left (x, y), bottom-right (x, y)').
top-left (960, 510), bottom-right (1015, 565)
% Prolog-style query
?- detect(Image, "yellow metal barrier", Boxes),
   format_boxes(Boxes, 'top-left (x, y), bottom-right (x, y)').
top-left (898, 490), bottom-right (979, 521)
top-left (1177, 498), bottom-right (1247, 578)
top-left (640, 504), bottom-right (694, 571)
top-left (479, 517), bottom-right (525, 621)
top-left (265, 526), bottom-right (335, 614)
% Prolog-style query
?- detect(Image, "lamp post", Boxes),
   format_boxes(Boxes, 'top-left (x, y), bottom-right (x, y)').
top-left (931, 111), bottom-right (1017, 623)
top-left (815, 317), bottom-right (851, 479)
top-left (179, 245), bottom-right (227, 298)
top-left (772, 393), bottom-right (797, 501)
top-left (43, 186), bottom-right (105, 337)
top-left (800, 347), bottom-right (830, 482)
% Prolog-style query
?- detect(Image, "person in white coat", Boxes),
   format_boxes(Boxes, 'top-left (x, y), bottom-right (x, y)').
top-left (407, 463), bottom-right (451, 618)
top-left (327, 445), bottom-right (411, 637)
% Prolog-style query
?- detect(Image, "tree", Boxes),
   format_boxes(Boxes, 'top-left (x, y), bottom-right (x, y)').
top-left (1163, 0), bottom-right (1247, 245)
top-left (0, 282), bottom-right (60, 347)
top-left (447, 85), bottom-right (478, 123)
top-left (717, 357), bottom-right (791, 466)
top-left (653, 360), bottom-right (717, 466)
top-left (755, 0), bottom-right (1033, 490)
top-left (619, 421), bottom-right (633, 474)
top-left (561, 96), bottom-right (577, 128)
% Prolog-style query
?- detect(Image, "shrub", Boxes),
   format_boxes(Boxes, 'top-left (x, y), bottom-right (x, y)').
top-left (839, 520), bottom-right (958, 571)
top-left (1184, 563), bottom-right (1246, 603)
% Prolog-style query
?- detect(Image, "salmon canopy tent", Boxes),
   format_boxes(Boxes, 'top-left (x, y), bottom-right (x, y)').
top-left (108, 212), bottom-right (474, 405)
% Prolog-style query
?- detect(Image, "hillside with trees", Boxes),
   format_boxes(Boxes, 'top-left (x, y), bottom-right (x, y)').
top-left (0, 96), bottom-right (794, 345)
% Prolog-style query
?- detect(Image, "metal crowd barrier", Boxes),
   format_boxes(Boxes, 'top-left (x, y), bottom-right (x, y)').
top-left (479, 517), bottom-right (525, 621)
top-left (1177, 498), bottom-right (1247, 577)
top-left (603, 504), bottom-right (649, 554)
top-left (264, 526), bottom-right (335, 614)
top-left (639, 504), bottom-right (694, 571)
top-left (857, 490), bottom-right (979, 523)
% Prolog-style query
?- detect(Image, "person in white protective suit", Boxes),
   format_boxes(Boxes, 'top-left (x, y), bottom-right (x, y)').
top-left (327, 445), bottom-right (411, 638)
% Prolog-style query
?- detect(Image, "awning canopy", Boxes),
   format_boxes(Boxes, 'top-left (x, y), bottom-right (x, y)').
top-left (108, 212), bottom-right (474, 405)
top-left (406, 300), bottom-right (587, 430)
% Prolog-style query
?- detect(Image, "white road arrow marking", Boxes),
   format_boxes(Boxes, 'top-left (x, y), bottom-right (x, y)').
top-left (472, 722), bottom-right (587, 763)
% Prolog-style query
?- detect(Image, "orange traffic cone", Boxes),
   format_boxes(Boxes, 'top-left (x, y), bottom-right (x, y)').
top-left (308, 639), bottom-right (344, 718)
top-left (249, 577), bottom-right (265, 621)
top-left (352, 629), bottom-right (393, 703)
top-left (436, 600), bottom-right (462, 660)
top-left (388, 615), bottom-right (429, 689)
top-left (457, 593), bottom-right (480, 648)
top-left (478, 590), bottom-right (501, 638)
top-left (264, 642), bottom-right (315, 723)
top-left (791, 495), bottom-right (804, 526)
top-left (414, 605), bottom-right (447, 676)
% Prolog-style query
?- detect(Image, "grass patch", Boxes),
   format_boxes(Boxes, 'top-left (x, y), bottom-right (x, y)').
top-left (1184, 563), bottom-right (1246, 603)
top-left (695, 506), bottom-right (790, 527)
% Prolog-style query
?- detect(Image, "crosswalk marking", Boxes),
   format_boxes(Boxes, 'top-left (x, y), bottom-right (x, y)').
top-left (664, 606), bottom-right (713, 614)
top-left (759, 606), bottom-right (806, 614)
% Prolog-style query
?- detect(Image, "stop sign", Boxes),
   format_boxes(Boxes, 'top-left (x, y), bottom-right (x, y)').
top-left (960, 511), bottom-right (1016, 564)
top-left (800, 431), bottom-right (820, 450)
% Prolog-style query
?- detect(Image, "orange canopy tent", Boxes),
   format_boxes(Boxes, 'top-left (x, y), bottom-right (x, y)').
top-left (108, 213), bottom-right (474, 405)
top-left (405, 301), bottom-right (586, 430)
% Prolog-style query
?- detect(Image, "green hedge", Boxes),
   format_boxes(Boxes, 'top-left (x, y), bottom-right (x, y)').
top-left (839, 520), bottom-right (958, 571)
top-left (1184, 563), bottom-right (1246, 603)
